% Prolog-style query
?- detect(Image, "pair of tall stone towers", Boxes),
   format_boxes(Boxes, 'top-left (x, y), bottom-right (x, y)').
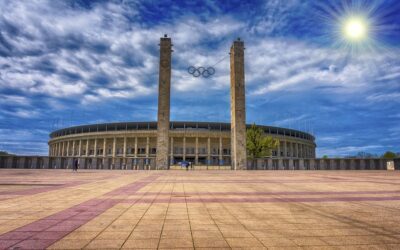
top-left (155, 35), bottom-right (246, 170)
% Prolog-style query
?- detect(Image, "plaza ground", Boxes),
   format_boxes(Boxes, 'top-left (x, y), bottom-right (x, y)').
top-left (0, 170), bottom-right (399, 249)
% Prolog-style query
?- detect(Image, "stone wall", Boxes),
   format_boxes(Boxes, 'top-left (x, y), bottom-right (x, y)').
top-left (247, 158), bottom-right (392, 170)
top-left (0, 156), bottom-right (397, 170)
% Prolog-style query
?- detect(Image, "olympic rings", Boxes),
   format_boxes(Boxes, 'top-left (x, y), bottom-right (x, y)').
top-left (187, 66), bottom-right (215, 78)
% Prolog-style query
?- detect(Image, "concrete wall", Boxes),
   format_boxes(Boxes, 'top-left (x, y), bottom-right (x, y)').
top-left (247, 158), bottom-right (392, 171)
top-left (0, 156), bottom-right (397, 170)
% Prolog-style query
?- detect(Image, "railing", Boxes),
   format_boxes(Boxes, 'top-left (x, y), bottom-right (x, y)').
top-left (0, 156), bottom-right (398, 170)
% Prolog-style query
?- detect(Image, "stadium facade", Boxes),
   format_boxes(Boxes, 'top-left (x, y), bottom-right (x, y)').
top-left (48, 121), bottom-right (316, 169)
top-left (48, 35), bottom-right (316, 170)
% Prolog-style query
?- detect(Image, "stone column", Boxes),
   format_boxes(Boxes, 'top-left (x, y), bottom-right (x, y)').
top-left (219, 137), bottom-right (223, 165)
top-left (123, 136), bottom-right (127, 169)
top-left (207, 137), bottom-right (211, 165)
top-left (134, 137), bottom-right (138, 158)
top-left (85, 139), bottom-right (89, 157)
top-left (103, 139), bottom-right (107, 157)
top-left (195, 137), bottom-right (199, 165)
top-left (146, 137), bottom-right (149, 157)
top-left (183, 137), bottom-right (186, 161)
top-left (66, 141), bottom-right (70, 156)
top-left (123, 136), bottom-right (127, 158)
top-left (94, 138), bottom-right (97, 157)
top-left (60, 141), bottom-right (65, 156)
top-left (156, 35), bottom-right (172, 170)
top-left (230, 38), bottom-right (247, 170)
top-left (78, 140), bottom-right (82, 156)
top-left (112, 137), bottom-right (116, 165)
top-left (72, 140), bottom-right (76, 157)
top-left (310, 159), bottom-right (315, 170)
top-left (299, 144), bottom-right (302, 158)
top-left (170, 137), bottom-right (174, 166)
top-left (299, 159), bottom-right (305, 170)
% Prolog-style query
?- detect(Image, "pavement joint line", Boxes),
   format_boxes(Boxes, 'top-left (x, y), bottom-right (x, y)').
top-left (1, 170), bottom-right (400, 249)
top-left (80, 173), bottom-right (164, 249)
top-left (154, 172), bottom-right (175, 249)
top-left (182, 174), bottom-right (195, 249)
top-left (0, 174), bottom-right (161, 250)
top-left (271, 194), bottom-right (400, 242)
top-left (206, 186), bottom-right (266, 248)
top-left (197, 182), bottom-right (230, 248)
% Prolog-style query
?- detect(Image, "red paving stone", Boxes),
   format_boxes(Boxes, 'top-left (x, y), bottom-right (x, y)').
top-left (0, 169), bottom-right (399, 249)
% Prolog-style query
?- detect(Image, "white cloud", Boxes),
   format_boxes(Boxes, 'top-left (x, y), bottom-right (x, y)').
top-left (366, 92), bottom-right (400, 103)
top-left (0, 94), bottom-right (31, 106)
top-left (1, 108), bottom-right (40, 118)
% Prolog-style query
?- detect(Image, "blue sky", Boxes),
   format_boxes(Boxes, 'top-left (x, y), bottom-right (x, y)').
top-left (0, 0), bottom-right (399, 157)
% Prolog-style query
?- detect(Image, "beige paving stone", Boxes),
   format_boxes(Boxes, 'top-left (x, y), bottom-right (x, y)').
top-left (95, 231), bottom-right (131, 240)
top-left (291, 236), bottom-right (328, 246)
top-left (159, 238), bottom-right (194, 248)
top-left (2, 170), bottom-right (400, 249)
top-left (84, 239), bottom-right (125, 249)
top-left (193, 238), bottom-right (230, 248)
top-left (63, 231), bottom-right (99, 240)
top-left (122, 238), bottom-right (159, 249)
top-left (221, 230), bottom-right (254, 238)
top-left (192, 230), bottom-right (223, 238)
top-left (225, 237), bottom-right (264, 247)
top-left (259, 237), bottom-right (298, 247)
top-left (161, 230), bottom-right (192, 239)
top-left (48, 239), bottom-right (92, 249)
top-left (163, 223), bottom-right (191, 231)
top-left (128, 230), bottom-right (162, 239)
top-left (134, 224), bottom-right (164, 231)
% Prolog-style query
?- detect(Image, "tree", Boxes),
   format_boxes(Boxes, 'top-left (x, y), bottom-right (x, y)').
top-left (382, 151), bottom-right (396, 159)
top-left (246, 123), bottom-right (279, 169)
top-left (322, 155), bottom-right (329, 159)
top-left (0, 151), bottom-right (12, 156)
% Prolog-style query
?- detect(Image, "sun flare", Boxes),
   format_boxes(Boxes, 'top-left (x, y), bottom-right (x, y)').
top-left (343, 17), bottom-right (368, 41)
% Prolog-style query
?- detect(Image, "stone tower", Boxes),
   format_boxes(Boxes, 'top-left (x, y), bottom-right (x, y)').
top-left (156, 35), bottom-right (172, 170)
top-left (230, 38), bottom-right (247, 170)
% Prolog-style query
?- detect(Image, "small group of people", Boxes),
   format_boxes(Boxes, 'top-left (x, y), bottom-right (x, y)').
top-left (181, 161), bottom-right (193, 171)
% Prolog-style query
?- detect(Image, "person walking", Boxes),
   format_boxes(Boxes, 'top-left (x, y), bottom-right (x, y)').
top-left (73, 159), bottom-right (79, 172)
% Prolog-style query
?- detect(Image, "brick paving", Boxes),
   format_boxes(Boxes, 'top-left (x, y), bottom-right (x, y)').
top-left (0, 169), bottom-right (399, 249)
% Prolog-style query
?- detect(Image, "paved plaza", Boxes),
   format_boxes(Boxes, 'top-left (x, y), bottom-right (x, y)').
top-left (0, 170), bottom-right (399, 249)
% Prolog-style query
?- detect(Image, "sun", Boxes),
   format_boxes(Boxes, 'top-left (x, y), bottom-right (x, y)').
top-left (343, 16), bottom-right (368, 41)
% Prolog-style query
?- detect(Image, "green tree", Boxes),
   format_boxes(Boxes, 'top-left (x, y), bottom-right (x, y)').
top-left (382, 151), bottom-right (396, 159)
top-left (0, 151), bottom-right (12, 156)
top-left (322, 155), bottom-right (329, 159)
top-left (246, 123), bottom-right (279, 169)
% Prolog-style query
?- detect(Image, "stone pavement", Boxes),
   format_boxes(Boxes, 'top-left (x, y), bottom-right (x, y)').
top-left (0, 169), bottom-right (399, 249)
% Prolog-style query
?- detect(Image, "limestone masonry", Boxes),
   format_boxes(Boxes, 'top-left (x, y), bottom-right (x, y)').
top-left (156, 35), bottom-right (172, 170)
top-left (230, 39), bottom-right (247, 170)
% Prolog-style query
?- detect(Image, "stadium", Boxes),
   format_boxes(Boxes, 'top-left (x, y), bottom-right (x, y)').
top-left (46, 36), bottom-right (317, 170)
top-left (48, 121), bottom-right (316, 169)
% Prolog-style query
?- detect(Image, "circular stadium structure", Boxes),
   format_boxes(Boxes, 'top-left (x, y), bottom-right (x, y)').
top-left (48, 121), bottom-right (316, 169)
top-left (48, 36), bottom-right (316, 170)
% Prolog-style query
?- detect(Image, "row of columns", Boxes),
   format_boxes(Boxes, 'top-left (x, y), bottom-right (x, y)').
top-left (50, 137), bottom-right (315, 161)
top-left (276, 140), bottom-right (315, 158)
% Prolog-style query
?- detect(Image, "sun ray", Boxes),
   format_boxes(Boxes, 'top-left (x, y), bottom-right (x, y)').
top-left (312, 0), bottom-right (399, 57)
